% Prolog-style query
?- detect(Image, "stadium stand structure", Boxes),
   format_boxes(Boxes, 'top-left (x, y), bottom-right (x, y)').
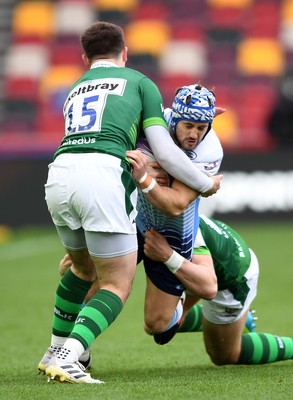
top-left (0, 0), bottom-right (292, 154)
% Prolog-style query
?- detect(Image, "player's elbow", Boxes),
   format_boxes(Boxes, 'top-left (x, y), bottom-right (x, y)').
top-left (163, 202), bottom-right (187, 217)
top-left (165, 207), bottom-right (185, 217)
top-left (201, 278), bottom-right (218, 300)
top-left (202, 285), bottom-right (217, 300)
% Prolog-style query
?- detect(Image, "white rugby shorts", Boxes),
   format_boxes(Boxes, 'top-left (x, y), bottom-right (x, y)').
top-left (202, 249), bottom-right (259, 324)
top-left (45, 153), bottom-right (138, 234)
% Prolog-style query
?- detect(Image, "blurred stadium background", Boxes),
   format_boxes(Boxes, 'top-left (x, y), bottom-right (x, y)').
top-left (0, 0), bottom-right (293, 229)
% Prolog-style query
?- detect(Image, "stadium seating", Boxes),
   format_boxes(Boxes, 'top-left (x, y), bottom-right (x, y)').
top-left (1, 0), bottom-right (292, 152)
top-left (206, 0), bottom-right (253, 7)
top-left (159, 40), bottom-right (207, 78)
top-left (235, 82), bottom-right (278, 150)
top-left (124, 17), bottom-right (171, 79)
top-left (243, 2), bottom-right (281, 38)
top-left (54, 1), bottom-right (95, 37)
top-left (92, 0), bottom-right (138, 26)
top-left (92, 0), bottom-right (138, 12)
top-left (158, 74), bottom-right (202, 108)
top-left (280, 0), bottom-right (293, 52)
top-left (281, 0), bottom-right (293, 22)
top-left (213, 107), bottom-right (239, 147)
top-left (38, 64), bottom-right (84, 107)
top-left (3, 43), bottom-right (50, 79)
top-left (12, 1), bottom-right (55, 40)
top-left (236, 38), bottom-right (285, 77)
top-left (125, 19), bottom-right (171, 57)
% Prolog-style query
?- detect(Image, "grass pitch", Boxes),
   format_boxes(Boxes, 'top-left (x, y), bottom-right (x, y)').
top-left (0, 222), bottom-right (292, 400)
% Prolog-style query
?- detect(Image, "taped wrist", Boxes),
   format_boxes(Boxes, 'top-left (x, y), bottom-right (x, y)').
top-left (165, 250), bottom-right (185, 274)
top-left (139, 174), bottom-right (156, 193)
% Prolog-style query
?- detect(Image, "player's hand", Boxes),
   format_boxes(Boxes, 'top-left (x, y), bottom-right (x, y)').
top-left (59, 253), bottom-right (73, 276)
top-left (201, 174), bottom-right (223, 197)
top-left (147, 162), bottom-right (170, 187)
top-left (144, 228), bottom-right (173, 262)
top-left (126, 150), bottom-right (148, 183)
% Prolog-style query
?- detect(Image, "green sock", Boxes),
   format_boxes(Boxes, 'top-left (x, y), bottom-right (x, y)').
top-left (238, 333), bottom-right (293, 364)
top-left (52, 269), bottom-right (93, 337)
top-left (178, 304), bottom-right (203, 332)
top-left (69, 289), bottom-right (123, 349)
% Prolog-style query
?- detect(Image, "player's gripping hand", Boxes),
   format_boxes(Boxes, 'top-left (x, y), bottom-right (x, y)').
top-left (201, 174), bottom-right (223, 198)
top-left (147, 162), bottom-right (170, 187)
top-left (144, 228), bottom-right (172, 262)
top-left (126, 149), bottom-right (148, 182)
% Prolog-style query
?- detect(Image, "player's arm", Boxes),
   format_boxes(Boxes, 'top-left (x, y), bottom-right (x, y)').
top-left (144, 228), bottom-right (217, 300)
top-left (147, 177), bottom-right (198, 216)
top-left (127, 149), bottom-right (199, 216)
top-left (144, 125), bottom-right (223, 196)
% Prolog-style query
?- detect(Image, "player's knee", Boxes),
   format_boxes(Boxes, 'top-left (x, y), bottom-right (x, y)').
top-left (208, 352), bottom-right (239, 366)
top-left (144, 314), bottom-right (171, 334)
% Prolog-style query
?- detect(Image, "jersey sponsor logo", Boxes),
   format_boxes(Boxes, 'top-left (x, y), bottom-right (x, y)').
top-left (60, 136), bottom-right (96, 147)
top-left (66, 81), bottom-right (124, 104)
top-left (64, 78), bottom-right (127, 134)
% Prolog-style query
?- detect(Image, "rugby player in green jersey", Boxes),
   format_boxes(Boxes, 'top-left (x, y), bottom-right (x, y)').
top-left (142, 216), bottom-right (293, 366)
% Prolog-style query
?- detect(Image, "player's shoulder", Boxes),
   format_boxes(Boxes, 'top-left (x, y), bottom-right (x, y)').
top-left (123, 67), bottom-right (147, 78)
top-left (204, 128), bottom-right (222, 146)
top-left (195, 128), bottom-right (223, 161)
top-left (123, 67), bottom-right (158, 87)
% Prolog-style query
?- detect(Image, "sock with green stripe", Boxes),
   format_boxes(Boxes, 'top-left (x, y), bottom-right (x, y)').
top-left (69, 289), bottom-right (123, 350)
top-left (178, 304), bottom-right (203, 332)
top-left (238, 333), bottom-right (293, 364)
top-left (52, 269), bottom-right (93, 339)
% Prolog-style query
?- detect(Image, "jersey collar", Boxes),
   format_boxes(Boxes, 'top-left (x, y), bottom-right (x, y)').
top-left (91, 61), bottom-right (119, 69)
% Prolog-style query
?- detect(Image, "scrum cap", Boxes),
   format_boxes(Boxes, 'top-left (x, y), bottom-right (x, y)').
top-left (171, 84), bottom-right (216, 132)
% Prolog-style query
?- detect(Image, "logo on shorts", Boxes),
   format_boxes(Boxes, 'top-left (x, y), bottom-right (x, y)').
top-left (225, 307), bottom-right (237, 315)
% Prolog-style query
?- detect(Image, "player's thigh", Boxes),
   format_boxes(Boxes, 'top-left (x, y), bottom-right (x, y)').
top-left (86, 230), bottom-right (138, 302)
top-left (55, 225), bottom-right (96, 280)
top-left (202, 310), bottom-right (248, 365)
top-left (91, 251), bottom-right (137, 303)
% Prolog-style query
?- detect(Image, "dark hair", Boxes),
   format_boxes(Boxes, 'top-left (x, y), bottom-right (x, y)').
top-left (80, 21), bottom-right (125, 62)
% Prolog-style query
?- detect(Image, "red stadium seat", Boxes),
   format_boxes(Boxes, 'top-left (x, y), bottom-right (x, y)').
top-left (49, 40), bottom-right (85, 68)
top-left (130, 2), bottom-right (170, 20)
top-left (158, 74), bottom-right (203, 108)
top-left (3, 77), bottom-right (40, 101)
top-left (244, 2), bottom-right (281, 38)
top-left (235, 82), bottom-right (278, 150)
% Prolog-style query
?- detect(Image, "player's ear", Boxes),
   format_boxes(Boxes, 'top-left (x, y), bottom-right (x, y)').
top-left (82, 53), bottom-right (91, 67)
top-left (122, 46), bottom-right (128, 63)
